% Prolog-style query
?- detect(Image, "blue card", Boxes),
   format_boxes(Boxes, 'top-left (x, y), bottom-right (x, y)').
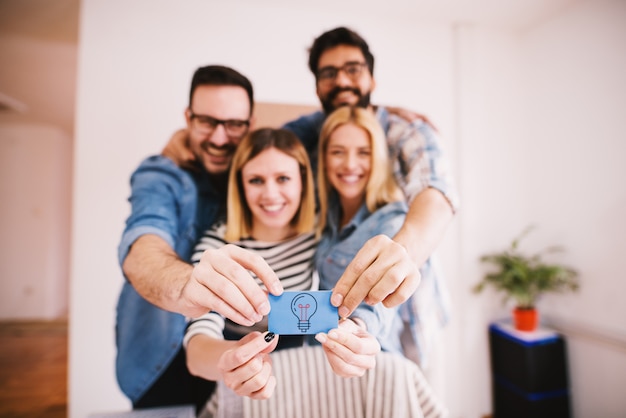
top-left (268, 291), bottom-right (338, 335)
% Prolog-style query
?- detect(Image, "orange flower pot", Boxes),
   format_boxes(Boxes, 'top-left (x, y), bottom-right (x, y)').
top-left (513, 307), bottom-right (538, 331)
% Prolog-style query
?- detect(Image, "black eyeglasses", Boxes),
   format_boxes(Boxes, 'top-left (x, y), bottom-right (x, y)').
top-left (189, 112), bottom-right (250, 138)
top-left (316, 62), bottom-right (368, 85)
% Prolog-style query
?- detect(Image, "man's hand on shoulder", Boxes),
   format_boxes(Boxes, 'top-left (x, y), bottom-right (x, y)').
top-left (385, 106), bottom-right (438, 132)
top-left (161, 128), bottom-right (197, 170)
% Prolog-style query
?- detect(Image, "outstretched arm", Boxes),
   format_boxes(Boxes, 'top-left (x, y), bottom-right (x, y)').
top-left (392, 187), bottom-right (453, 270)
top-left (123, 235), bottom-right (283, 324)
top-left (331, 188), bottom-right (453, 318)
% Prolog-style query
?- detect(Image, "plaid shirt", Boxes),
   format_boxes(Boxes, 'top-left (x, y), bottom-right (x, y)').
top-left (376, 107), bottom-right (459, 209)
top-left (378, 107), bottom-right (458, 368)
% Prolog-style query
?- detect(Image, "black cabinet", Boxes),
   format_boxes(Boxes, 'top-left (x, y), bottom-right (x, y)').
top-left (489, 322), bottom-right (571, 418)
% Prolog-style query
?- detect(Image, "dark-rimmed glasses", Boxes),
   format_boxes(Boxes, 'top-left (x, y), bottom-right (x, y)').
top-left (316, 62), bottom-right (368, 86)
top-left (189, 112), bottom-right (250, 138)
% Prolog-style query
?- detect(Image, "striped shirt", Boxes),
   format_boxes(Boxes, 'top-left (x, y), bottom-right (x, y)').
top-left (184, 222), bottom-right (318, 346)
top-left (201, 345), bottom-right (448, 418)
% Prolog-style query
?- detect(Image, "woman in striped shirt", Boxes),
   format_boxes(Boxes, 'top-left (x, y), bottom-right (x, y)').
top-left (184, 127), bottom-right (381, 404)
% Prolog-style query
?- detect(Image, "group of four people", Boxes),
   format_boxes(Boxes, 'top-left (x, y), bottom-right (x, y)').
top-left (116, 26), bottom-right (458, 416)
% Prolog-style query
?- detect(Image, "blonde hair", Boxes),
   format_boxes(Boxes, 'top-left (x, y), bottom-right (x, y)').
top-left (316, 107), bottom-right (403, 236)
top-left (225, 128), bottom-right (316, 241)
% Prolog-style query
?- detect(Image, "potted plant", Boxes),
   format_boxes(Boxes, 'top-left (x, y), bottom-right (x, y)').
top-left (474, 226), bottom-right (580, 331)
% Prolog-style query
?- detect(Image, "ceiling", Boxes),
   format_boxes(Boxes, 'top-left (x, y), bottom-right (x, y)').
top-left (0, 0), bottom-right (576, 136)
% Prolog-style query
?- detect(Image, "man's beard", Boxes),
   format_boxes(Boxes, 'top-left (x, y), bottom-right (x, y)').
top-left (321, 87), bottom-right (371, 114)
top-left (202, 142), bottom-right (238, 159)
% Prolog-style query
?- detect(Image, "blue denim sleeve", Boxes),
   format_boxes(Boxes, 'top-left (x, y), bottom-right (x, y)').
top-left (317, 202), bottom-right (407, 341)
top-left (282, 111), bottom-right (325, 155)
top-left (117, 156), bottom-right (195, 268)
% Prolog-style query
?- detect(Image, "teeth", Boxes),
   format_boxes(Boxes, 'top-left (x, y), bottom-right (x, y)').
top-left (263, 204), bottom-right (284, 212)
top-left (208, 148), bottom-right (228, 157)
top-left (341, 175), bottom-right (360, 184)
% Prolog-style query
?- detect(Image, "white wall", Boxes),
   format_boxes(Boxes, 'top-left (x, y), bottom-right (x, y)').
top-left (70, 0), bottom-right (626, 417)
top-left (0, 124), bottom-right (71, 319)
top-left (521, 1), bottom-right (626, 416)
top-left (0, 35), bottom-right (76, 320)
top-left (442, 23), bottom-right (531, 416)
top-left (523, 0), bottom-right (626, 333)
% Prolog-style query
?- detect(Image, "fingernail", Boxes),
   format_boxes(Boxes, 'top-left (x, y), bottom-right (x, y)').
top-left (338, 306), bottom-right (349, 318)
top-left (315, 333), bottom-right (327, 344)
top-left (331, 293), bottom-right (343, 307)
top-left (258, 301), bottom-right (270, 316)
top-left (264, 332), bottom-right (275, 343)
top-left (328, 330), bottom-right (339, 340)
top-left (251, 312), bottom-right (263, 323)
top-left (271, 284), bottom-right (283, 296)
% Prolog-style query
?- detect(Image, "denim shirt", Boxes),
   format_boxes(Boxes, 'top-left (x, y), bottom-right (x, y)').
top-left (282, 110), bottom-right (325, 171)
top-left (115, 155), bottom-right (223, 402)
top-left (315, 196), bottom-right (409, 354)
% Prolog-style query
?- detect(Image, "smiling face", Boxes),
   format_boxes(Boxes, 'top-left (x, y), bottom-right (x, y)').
top-left (315, 45), bottom-right (376, 114)
top-left (325, 122), bottom-right (372, 209)
top-left (185, 84), bottom-right (251, 175)
top-left (241, 147), bottom-right (303, 241)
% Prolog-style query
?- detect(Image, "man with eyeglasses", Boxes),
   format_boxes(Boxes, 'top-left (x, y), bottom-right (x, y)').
top-left (115, 65), bottom-right (283, 411)
top-left (282, 27), bottom-right (459, 372)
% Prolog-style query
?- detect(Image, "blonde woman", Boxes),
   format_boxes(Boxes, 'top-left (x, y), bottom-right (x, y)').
top-left (314, 106), bottom-right (408, 357)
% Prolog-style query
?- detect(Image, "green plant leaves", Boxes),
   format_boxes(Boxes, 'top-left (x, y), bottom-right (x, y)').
top-left (474, 227), bottom-right (579, 308)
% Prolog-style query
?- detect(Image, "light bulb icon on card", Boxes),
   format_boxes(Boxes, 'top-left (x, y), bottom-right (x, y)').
top-left (268, 290), bottom-right (336, 335)
top-left (291, 293), bottom-right (318, 332)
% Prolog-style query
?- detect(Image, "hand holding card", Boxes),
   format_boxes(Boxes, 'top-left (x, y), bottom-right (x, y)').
top-left (268, 291), bottom-right (338, 335)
